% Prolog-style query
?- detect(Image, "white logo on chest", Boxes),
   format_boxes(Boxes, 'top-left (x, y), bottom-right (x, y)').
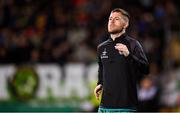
top-left (101, 48), bottom-right (108, 59)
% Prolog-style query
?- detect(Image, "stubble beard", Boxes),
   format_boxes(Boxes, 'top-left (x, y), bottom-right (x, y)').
top-left (108, 28), bottom-right (123, 34)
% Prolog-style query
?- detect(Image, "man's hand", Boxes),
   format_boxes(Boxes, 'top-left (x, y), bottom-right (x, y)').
top-left (94, 84), bottom-right (103, 100)
top-left (115, 43), bottom-right (129, 57)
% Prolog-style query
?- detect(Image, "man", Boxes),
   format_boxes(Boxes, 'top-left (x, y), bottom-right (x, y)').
top-left (94, 8), bottom-right (149, 112)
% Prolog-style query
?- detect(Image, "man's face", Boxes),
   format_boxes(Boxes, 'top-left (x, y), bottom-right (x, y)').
top-left (108, 12), bottom-right (126, 34)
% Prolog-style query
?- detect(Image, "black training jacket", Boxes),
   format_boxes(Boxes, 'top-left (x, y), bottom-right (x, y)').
top-left (97, 33), bottom-right (149, 110)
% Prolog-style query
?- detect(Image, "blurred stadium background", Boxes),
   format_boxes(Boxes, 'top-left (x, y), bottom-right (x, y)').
top-left (0, 0), bottom-right (180, 112)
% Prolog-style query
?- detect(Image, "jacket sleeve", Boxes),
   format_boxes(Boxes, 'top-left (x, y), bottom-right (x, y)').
top-left (127, 40), bottom-right (149, 75)
top-left (97, 49), bottom-right (103, 85)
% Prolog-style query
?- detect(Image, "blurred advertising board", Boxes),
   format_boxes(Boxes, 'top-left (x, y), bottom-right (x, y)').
top-left (0, 63), bottom-right (99, 112)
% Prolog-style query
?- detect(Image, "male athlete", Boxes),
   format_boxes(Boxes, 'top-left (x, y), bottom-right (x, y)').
top-left (94, 8), bottom-right (149, 112)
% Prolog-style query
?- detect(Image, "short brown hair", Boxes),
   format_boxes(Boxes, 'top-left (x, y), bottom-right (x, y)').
top-left (111, 8), bottom-right (130, 20)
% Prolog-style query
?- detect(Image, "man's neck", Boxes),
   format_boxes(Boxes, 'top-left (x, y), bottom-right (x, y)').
top-left (111, 29), bottom-right (125, 41)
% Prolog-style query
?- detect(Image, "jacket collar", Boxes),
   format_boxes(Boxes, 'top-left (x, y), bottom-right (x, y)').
top-left (109, 33), bottom-right (127, 42)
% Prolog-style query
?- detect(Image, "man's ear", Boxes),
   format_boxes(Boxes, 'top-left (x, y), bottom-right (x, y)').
top-left (124, 21), bottom-right (129, 29)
